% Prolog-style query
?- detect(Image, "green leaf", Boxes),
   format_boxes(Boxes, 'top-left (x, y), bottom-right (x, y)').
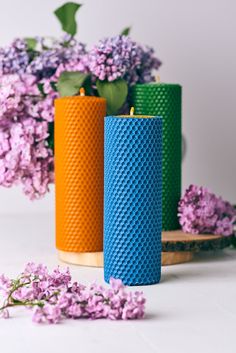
top-left (57, 71), bottom-right (90, 97)
top-left (232, 236), bottom-right (236, 248)
top-left (83, 75), bottom-right (93, 96)
top-left (96, 79), bottom-right (128, 115)
top-left (120, 27), bottom-right (131, 36)
top-left (37, 83), bottom-right (46, 97)
top-left (54, 2), bottom-right (82, 36)
top-left (12, 299), bottom-right (23, 305)
top-left (25, 37), bottom-right (37, 50)
top-left (47, 122), bottom-right (54, 151)
top-left (50, 81), bottom-right (58, 92)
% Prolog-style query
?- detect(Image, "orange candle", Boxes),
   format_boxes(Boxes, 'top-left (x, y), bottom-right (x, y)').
top-left (55, 91), bottom-right (106, 254)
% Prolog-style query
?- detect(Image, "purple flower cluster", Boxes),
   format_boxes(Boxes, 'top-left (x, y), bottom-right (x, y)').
top-left (0, 34), bottom-right (161, 199)
top-left (0, 36), bottom-right (88, 79)
top-left (0, 74), bottom-right (54, 199)
top-left (178, 185), bottom-right (236, 236)
top-left (27, 36), bottom-right (88, 79)
top-left (88, 35), bottom-right (161, 84)
top-left (132, 45), bottom-right (162, 84)
top-left (0, 36), bottom-right (88, 198)
top-left (0, 39), bottom-right (29, 76)
top-left (0, 263), bottom-right (145, 324)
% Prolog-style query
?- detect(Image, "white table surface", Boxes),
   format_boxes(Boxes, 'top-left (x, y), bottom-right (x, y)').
top-left (0, 213), bottom-right (235, 353)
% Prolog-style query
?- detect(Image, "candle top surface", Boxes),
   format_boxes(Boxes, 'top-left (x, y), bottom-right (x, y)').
top-left (134, 82), bottom-right (181, 88)
top-left (107, 115), bottom-right (161, 120)
top-left (55, 95), bottom-right (106, 103)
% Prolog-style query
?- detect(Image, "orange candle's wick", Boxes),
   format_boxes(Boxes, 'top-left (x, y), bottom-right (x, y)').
top-left (80, 87), bottom-right (85, 96)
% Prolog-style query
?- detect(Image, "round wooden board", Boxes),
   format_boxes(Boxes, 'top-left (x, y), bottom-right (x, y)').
top-left (162, 230), bottom-right (232, 252)
top-left (58, 250), bottom-right (194, 267)
top-left (162, 251), bottom-right (194, 265)
top-left (58, 231), bottom-right (232, 267)
top-left (58, 251), bottom-right (104, 267)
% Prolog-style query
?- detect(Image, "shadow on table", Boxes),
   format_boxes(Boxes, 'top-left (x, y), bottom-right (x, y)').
top-left (192, 248), bottom-right (236, 262)
top-left (161, 248), bottom-right (236, 283)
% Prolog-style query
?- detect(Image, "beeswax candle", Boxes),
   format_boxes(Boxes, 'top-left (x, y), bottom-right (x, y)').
top-left (104, 109), bottom-right (162, 285)
top-left (55, 92), bottom-right (106, 255)
top-left (131, 83), bottom-right (182, 230)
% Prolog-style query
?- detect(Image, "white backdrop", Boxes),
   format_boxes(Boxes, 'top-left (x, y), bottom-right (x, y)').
top-left (0, 0), bottom-right (235, 213)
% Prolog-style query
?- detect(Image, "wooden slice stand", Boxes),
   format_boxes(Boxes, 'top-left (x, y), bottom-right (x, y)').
top-left (58, 250), bottom-right (103, 267)
top-left (58, 230), bottom-right (232, 267)
top-left (162, 251), bottom-right (194, 265)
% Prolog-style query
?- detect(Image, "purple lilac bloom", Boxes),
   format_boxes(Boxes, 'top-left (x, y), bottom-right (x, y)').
top-left (27, 36), bottom-right (88, 79)
top-left (0, 74), bottom-right (54, 199)
top-left (178, 185), bottom-right (236, 236)
top-left (0, 263), bottom-right (146, 324)
top-left (0, 39), bottom-right (30, 76)
top-left (0, 34), bottom-right (161, 199)
top-left (128, 45), bottom-right (162, 84)
top-left (0, 36), bottom-right (89, 199)
top-left (88, 35), bottom-right (161, 84)
top-left (0, 36), bottom-right (88, 79)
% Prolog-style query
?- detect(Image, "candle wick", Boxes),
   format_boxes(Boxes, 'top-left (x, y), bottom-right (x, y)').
top-left (80, 87), bottom-right (85, 96)
top-left (155, 75), bottom-right (161, 83)
top-left (130, 107), bottom-right (135, 116)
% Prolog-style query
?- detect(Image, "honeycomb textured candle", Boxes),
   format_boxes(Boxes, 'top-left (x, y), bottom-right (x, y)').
top-left (55, 96), bottom-right (106, 252)
top-left (131, 83), bottom-right (182, 230)
top-left (104, 115), bottom-right (162, 286)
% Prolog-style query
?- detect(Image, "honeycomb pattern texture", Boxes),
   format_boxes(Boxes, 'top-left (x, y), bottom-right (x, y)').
top-left (55, 96), bottom-right (106, 252)
top-left (131, 83), bottom-right (182, 230)
top-left (104, 116), bottom-right (162, 286)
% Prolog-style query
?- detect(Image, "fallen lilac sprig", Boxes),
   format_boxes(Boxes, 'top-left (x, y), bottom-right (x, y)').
top-left (0, 263), bottom-right (145, 323)
top-left (178, 184), bottom-right (236, 236)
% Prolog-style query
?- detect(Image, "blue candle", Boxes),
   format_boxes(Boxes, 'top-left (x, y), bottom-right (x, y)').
top-left (104, 111), bottom-right (162, 285)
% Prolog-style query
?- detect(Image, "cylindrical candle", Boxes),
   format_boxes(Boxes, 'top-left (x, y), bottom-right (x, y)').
top-left (131, 83), bottom-right (182, 230)
top-left (55, 95), bottom-right (106, 254)
top-left (104, 114), bottom-right (162, 285)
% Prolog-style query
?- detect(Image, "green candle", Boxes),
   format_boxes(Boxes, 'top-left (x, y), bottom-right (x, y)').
top-left (130, 82), bottom-right (182, 230)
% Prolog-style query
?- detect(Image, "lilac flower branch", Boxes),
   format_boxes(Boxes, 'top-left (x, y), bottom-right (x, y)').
top-left (178, 185), bottom-right (236, 236)
top-left (0, 263), bottom-right (146, 324)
